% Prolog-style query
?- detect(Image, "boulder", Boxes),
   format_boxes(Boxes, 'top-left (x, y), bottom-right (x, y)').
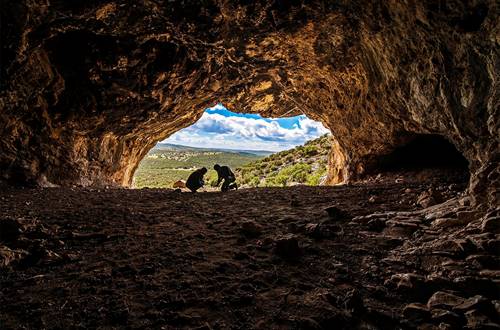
top-left (324, 206), bottom-right (350, 221)
top-left (172, 180), bottom-right (186, 189)
top-left (0, 218), bottom-right (23, 242)
top-left (274, 234), bottom-right (301, 259)
top-left (427, 291), bottom-right (465, 310)
top-left (0, 245), bottom-right (27, 268)
top-left (417, 189), bottom-right (444, 208)
top-left (482, 216), bottom-right (500, 234)
top-left (402, 303), bottom-right (431, 322)
top-left (240, 221), bottom-right (263, 238)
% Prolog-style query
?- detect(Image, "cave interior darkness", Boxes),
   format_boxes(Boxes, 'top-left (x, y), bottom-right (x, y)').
top-left (370, 134), bottom-right (470, 180)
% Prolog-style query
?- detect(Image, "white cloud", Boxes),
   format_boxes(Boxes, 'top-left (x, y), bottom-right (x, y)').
top-left (164, 112), bottom-right (330, 151)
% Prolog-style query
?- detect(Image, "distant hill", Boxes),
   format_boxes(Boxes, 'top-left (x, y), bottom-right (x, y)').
top-left (235, 134), bottom-right (331, 187)
top-left (153, 143), bottom-right (273, 156)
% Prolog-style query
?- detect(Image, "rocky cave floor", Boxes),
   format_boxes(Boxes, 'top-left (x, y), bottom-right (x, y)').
top-left (0, 169), bottom-right (499, 329)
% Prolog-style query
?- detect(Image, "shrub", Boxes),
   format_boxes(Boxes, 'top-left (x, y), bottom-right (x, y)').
top-left (249, 177), bottom-right (260, 187)
top-left (302, 145), bottom-right (318, 157)
top-left (306, 167), bottom-right (327, 186)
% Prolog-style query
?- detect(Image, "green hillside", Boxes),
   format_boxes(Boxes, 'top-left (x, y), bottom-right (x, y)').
top-left (132, 146), bottom-right (264, 188)
top-left (236, 134), bottom-right (331, 187)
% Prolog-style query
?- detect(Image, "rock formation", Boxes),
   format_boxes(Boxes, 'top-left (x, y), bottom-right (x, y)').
top-left (0, 1), bottom-right (498, 207)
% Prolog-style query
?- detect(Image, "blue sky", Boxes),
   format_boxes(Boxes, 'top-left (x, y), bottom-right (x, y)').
top-left (163, 104), bottom-right (330, 151)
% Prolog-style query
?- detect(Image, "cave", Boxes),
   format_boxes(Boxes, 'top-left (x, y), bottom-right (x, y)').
top-left (0, 1), bottom-right (499, 328)
top-left (374, 134), bottom-right (470, 180)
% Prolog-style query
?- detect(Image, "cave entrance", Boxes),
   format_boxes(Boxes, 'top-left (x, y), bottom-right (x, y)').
top-left (374, 134), bottom-right (470, 183)
top-left (132, 104), bottom-right (331, 189)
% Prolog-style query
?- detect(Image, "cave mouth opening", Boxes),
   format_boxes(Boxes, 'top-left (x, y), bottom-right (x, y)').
top-left (374, 134), bottom-right (470, 182)
top-left (132, 104), bottom-right (332, 190)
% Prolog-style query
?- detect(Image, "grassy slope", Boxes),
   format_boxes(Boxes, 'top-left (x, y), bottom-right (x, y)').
top-left (133, 149), bottom-right (263, 188)
top-left (235, 134), bottom-right (331, 187)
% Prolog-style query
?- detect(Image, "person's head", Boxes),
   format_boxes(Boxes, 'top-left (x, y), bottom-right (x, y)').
top-left (213, 164), bottom-right (220, 170)
top-left (201, 167), bottom-right (207, 174)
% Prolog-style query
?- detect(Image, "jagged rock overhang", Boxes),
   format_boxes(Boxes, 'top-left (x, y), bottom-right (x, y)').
top-left (0, 1), bottom-right (498, 208)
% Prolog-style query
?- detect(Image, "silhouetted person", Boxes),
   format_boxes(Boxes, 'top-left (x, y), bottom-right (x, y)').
top-left (214, 164), bottom-right (237, 192)
top-left (185, 167), bottom-right (207, 192)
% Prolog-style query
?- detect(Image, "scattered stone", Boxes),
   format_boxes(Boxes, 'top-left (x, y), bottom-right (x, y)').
top-left (453, 277), bottom-right (499, 299)
top-left (417, 189), bottom-right (444, 208)
top-left (172, 180), bottom-right (186, 189)
top-left (324, 206), bottom-right (350, 220)
top-left (342, 289), bottom-right (364, 315)
top-left (464, 309), bottom-right (500, 329)
top-left (466, 255), bottom-right (500, 269)
top-left (403, 303), bottom-right (431, 322)
top-left (304, 223), bottom-right (340, 239)
top-left (493, 300), bottom-right (500, 315)
top-left (427, 291), bottom-right (465, 310)
top-left (367, 218), bottom-right (386, 232)
top-left (431, 308), bottom-right (464, 327)
top-left (240, 221), bottom-right (263, 238)
top-left (486, 239), bottom-right (500, 254)
top-left (456, 211), bottom-right (479, 225)
top-left (0, 245), bottom-right (27, 268)
top-left (274, 234), bottom-right (301, 259)
top-left (0, 218), bottom-right (23, 242)
top-left (478, 269), bottom-right (500, 279)
top-left (459, 196), bottom-right (471, 207)
top-left (385, 273), bottom-right (428, 298)
top-left (305, 223), bottom-right (321, 238)
top-left (453, 295), bottom-right (491, 314)
top-left (256, 237), bottom-right (274, 250)
top-left (482, 216), bottom-right (500, 234)
top-left (432, 218), bottom-right (461, 228)
top-left (434, 238), bottom-right (476, 257)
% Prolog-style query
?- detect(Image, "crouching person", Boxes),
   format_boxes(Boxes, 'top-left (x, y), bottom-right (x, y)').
top-left (185, 167), bottom-right (207, 192)
top-left (214, 164), bottom-right (238, 192)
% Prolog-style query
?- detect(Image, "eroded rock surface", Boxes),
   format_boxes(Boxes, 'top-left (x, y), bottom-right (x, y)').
top-left (0, 1), bottom-right (498, 207)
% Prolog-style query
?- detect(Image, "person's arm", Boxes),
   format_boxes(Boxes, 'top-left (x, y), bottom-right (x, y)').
top-left (216, 174), bottom-right (222, 186)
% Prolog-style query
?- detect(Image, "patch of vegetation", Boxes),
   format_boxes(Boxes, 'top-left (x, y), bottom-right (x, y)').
top-left (235, 134), bottom-right (331, 188)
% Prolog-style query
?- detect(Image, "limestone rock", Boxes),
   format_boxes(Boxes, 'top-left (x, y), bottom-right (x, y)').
top-left (427, 291), bottom-right (466, 310)
top-left (324, 206), bottom-right (349, 221)
top-left (0, 245), bottom-right (27, 268)
top-left (417, 189), bottom-right (444, 208)
top-left (172, 180), bottom-right (186, 189)
top-left (464, 309), bottom-right (500, 329)
top-left (402, 303), bottom-right (431, 322)
top-left (274, 234), bottom-right (301, 259)
top-left (430, 308), bottom-right (464, 327)
top-left (0, 218), bottom-right (23, 242)
top-left (240, 221), bottom-right (263, 238)
top-left (482, 216), bottom-right (500, 234)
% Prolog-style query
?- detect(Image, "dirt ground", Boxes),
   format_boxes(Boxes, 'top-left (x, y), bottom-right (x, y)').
top-left (2, 169), bottom-right (498, 329)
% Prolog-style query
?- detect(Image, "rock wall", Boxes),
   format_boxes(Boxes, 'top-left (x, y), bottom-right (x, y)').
top-left (0, 1), bottom-right (498, 206)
